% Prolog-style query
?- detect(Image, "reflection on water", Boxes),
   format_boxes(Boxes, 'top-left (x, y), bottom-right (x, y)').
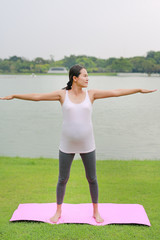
top-left (0, 74), bottom-right (159, 160)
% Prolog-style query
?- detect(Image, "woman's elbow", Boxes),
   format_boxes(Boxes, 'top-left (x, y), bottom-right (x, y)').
top-left (112, 89), bottom-right (122, 97)
top-left (109, 90), bottom-right (119, 97)
top-left (33, 94), bottom-right (41, 101)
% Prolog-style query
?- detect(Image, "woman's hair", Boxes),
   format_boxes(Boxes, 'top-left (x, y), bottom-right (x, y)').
top-left (62, 64), bottom-right (84, 90)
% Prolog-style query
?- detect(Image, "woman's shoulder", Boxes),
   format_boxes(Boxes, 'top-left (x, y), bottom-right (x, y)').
top-left (58, 89), bottom-right (66, 105)
top-left (88, 89), bottom-right (97, 96)
top-left (59, 89), bottom-right (66, 94)
top-left (88, 89), bottom-right (95, 93)
top-left (87, 89), bottom-right (96, 104)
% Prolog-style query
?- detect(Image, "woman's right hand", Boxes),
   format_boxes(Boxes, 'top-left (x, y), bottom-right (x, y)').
top-left (0, 95), bottom-right (14, 100)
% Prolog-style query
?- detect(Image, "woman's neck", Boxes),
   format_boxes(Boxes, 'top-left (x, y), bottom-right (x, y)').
top-left (71, 84), bottom-right (84, 95)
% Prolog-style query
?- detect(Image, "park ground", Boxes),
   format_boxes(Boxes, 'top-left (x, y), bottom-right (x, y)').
top-left (0, 156), bottom-right (159, 240)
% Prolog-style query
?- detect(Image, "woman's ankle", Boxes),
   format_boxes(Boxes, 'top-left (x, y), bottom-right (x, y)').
top-left (56, 203), bottom-right (62, 213)
top-left (92, 203), bottom-right (99, 214)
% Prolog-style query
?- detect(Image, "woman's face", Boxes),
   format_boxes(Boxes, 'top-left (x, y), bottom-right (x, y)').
top-left (74, 68), bottom-right (89, 88)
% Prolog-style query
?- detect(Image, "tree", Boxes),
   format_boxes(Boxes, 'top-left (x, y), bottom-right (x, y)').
top-left (153, 52), bottom-right (160, 64)
top-left (63, 55), bottom-right (77, 69)
top-left (110, 58), bottom-right (133, 72)
top-left (0, 51), bottom-right (160, 74)
top-left (130, 57), bottom-right (146, 73)
top-left (0, 60), bottom-right (11, 73)
top-left (9, 56), bottom-right (23, 62)
top-left (146, 51), bottom-right (155, 59)
top-left (142, 59), bottom-right (156, 74)
top-left (34, 57), bottom-right (47, 64)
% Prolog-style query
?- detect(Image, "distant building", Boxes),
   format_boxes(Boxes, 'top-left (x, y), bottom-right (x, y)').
top-left (48, 67), bottom-right (68, 73)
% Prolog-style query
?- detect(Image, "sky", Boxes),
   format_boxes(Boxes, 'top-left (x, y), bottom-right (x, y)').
top-left (0, 0), bottom-right (160, 61)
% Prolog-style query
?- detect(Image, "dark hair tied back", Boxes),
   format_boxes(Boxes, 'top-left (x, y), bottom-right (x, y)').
top-left (66, 81), bottom-right (72, 90)
top-left (62, 64), bottom-right (84, 90)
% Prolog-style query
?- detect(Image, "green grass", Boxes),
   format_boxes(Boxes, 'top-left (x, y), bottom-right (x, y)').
top-left (0, 156), bottom-right (159, 240)
top-left (88, 72), bottom-right (117, 76)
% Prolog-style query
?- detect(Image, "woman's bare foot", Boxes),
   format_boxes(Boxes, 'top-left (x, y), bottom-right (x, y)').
top-left (50, 210), bottom-right (61, 223)
top-left (50, 204), bottom-right (62, 223)
top-left (93, 203), bottom-right (104, 223)
top-left (93, 212), bottom-right (104, 223)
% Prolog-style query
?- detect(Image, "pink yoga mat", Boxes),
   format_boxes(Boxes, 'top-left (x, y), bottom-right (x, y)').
top-left (10, 203), bottom-right (151, 226)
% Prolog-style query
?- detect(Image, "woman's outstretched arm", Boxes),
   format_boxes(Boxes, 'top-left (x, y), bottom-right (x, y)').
top-left (0, 90), bottom-right (64, 101)
top-left (90, 88), bottom-right (157, 101)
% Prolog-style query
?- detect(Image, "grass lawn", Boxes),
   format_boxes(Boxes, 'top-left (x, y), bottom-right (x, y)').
top-left (0, 156), bottom-right (159, 240)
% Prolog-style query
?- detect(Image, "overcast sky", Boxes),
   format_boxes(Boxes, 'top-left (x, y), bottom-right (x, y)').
top-left (0, 0), bottom-right (160, 61)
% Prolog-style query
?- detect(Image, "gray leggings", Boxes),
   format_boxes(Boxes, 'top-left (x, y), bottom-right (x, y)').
top-left (56, 150), bottom-right (98, 204)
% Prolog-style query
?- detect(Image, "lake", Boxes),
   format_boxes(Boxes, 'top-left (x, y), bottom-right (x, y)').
top-left (0, 73), bottom-right (159, 160)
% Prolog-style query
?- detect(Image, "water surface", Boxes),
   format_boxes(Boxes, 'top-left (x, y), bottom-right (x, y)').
top-left (0, 74), bottom-right (159, 160)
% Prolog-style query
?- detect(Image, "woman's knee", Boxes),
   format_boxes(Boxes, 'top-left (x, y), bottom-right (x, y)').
top-left (58, 175), bottom-right (69, 185)
top-left (86, 175), bottom-right (97, 184)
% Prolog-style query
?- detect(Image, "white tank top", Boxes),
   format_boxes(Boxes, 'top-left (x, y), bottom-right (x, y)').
top-left (59, 90), bottom-right (96, 153)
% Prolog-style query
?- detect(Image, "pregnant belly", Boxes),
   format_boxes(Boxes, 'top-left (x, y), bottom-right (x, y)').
top-left (62, 123), bottom-right (92, 142)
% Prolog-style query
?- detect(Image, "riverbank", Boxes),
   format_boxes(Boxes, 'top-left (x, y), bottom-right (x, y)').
top-left (0, 72), bottom-right (117, 76)
top-left (1, 72), bottom-right (160, 77)
top-left (0, 156), bottom-right (159, 240)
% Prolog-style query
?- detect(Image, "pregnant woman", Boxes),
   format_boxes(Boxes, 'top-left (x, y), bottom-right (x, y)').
top-left (0, 64), bottom-right (157, 223)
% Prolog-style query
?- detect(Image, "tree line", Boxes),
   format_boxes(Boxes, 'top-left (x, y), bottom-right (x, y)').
top-left (0, 51), bottom-right (160, 74)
